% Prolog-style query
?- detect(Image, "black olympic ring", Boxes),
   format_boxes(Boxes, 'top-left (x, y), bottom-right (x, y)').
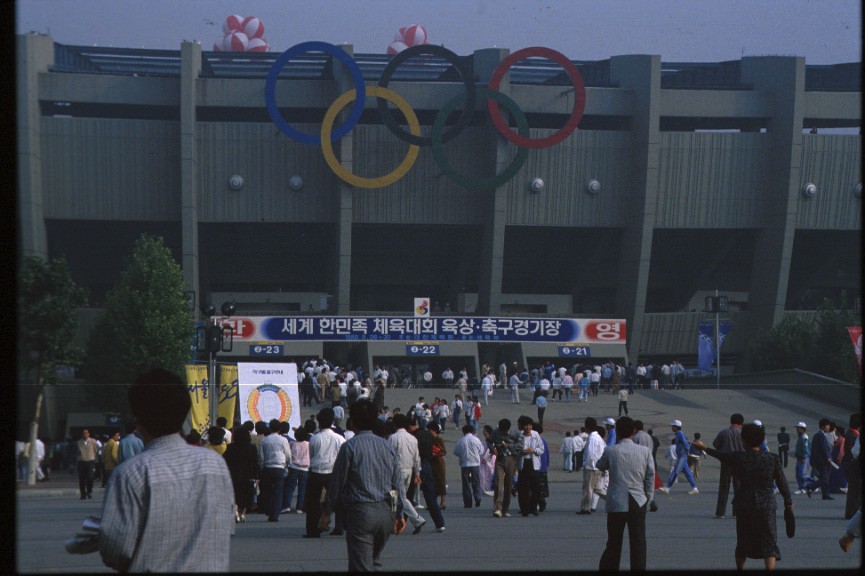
top-left (376, 44), bottom-right (476, 147)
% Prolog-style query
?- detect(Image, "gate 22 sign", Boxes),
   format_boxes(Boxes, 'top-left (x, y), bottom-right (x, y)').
top-left (265, 42), bottom-right (586, 190)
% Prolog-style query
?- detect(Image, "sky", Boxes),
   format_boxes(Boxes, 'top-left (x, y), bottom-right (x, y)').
top-left (15, 0), bottom-right (862, 64)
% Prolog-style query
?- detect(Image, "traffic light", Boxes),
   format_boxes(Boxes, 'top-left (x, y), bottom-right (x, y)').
top-left (205, 324), bottom-right (223, 353)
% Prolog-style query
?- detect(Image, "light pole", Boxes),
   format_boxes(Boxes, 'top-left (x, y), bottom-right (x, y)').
top-left (198, 302), bottom-right (235, 429)
top-left (704, 291), bottom-right (729, 389)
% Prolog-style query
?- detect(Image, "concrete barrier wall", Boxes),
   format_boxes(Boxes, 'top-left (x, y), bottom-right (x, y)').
top-left (686, 368), bottom-right (860, 409)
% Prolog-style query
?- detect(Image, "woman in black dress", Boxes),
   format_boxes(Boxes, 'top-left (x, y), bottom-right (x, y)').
top-left (222, 426), bottom-right (259, 523)
top-left (694, 423), bottom-right (793, 571)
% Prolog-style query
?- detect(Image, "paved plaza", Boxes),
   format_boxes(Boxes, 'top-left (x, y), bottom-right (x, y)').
top-left (16, 385), bottom-right (862, 572)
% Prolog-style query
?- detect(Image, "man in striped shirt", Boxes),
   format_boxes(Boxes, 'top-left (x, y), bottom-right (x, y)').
top-left (321, 400), bottom-right (406, 572)
top-left (99, 368), bottom-right (234, 572)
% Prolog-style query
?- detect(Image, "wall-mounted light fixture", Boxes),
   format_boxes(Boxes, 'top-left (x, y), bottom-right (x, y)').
top-left (289, 175), bottom-right (304, 191)
top-left (228, 175), bottom-right (244, 190)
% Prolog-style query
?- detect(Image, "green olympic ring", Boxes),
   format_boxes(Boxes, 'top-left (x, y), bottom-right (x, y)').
top-left (431, 87), bottom-right (530, 191)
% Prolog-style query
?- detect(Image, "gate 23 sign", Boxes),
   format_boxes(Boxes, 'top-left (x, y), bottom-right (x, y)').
top-left (265, 42), bottom-right (586, 190)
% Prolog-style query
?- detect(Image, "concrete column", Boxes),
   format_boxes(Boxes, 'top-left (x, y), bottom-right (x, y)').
top-left (332, 45), bottom-right (355, 315)
top-left (473, 48), bottom-right (510, 316)
top-left (180, 42), bottom-right (202, 316)
top-left (609, 55), bottom-right (662, 364)
top-left (16, 34), bottom-right (53, 259)
top-left (738, 57), bottom-right (806, 344)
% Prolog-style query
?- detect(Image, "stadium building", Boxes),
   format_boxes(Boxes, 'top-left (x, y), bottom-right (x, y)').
top-left (17, 33), bottom-right (861, 383)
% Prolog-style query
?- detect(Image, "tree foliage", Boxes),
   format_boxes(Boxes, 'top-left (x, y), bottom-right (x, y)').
top-left (84, 235), bottom-right (192, 385)
top-left (18, 254), bottom-right (88, 383)
top-left (745, 299), bottom-right (859, 381)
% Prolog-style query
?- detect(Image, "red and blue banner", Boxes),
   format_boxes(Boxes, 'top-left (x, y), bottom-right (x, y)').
top-left (248, 316), bottom-right (625, 344)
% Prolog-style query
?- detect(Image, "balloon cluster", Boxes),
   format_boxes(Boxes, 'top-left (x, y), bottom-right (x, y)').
top-left (387, 24), bottom-right (427, 55)
top-left (214, 15), bottom-right (268, 52)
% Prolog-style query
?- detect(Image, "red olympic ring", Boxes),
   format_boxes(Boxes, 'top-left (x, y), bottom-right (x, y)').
top-left (487, 47), bottom-right (586, 149)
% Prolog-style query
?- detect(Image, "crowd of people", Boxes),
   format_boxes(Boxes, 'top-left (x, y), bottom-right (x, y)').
top-left (31, 358), bottom-right (858, 572)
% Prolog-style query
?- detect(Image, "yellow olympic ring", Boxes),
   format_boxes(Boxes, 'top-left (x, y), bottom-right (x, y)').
top-left (320, 86), bottom-right (420, 189)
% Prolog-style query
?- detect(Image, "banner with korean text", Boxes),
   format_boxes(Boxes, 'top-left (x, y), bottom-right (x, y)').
top-left (220, 365), bottom-right (239, 426)
top-left (186, 364), bottom-right (239, 434)
top-left (225, 316), bottom-right (626, 344)
top-left (238, 363), bottom-right (301, 431)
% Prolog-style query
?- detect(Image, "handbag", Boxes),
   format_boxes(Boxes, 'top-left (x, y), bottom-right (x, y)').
top-left (784, 507), bottom-right (795, 538)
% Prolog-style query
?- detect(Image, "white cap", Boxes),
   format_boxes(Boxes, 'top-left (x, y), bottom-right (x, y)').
top-left (670, 419), bottom-right (683, 427)
top-left (753, 419), bottom-right (763, 426)
top-left (604, 417), bottom-right (616, 426)
top-left (796, 421), bottom-right (807, 429)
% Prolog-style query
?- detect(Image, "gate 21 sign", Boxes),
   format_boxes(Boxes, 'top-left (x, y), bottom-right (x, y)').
top-left (265, 42), bottom-right (586, 190)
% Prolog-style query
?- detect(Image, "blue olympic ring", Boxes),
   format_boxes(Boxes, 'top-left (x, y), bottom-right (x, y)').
top-left (265, 41), bottom-right (367, 145)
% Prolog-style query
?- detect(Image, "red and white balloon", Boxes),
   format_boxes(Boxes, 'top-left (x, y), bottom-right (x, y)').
top-left (214, 15), bottom-right (268, 53)
top-left (387, 24), bottom-right (427, 54)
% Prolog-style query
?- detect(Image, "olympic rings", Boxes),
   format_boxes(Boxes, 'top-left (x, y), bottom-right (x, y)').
top-left (487, 47), bottom-right (586, 149)
top-left (320, 86), bottom-right (421, 189)
top-left (265, 41), bottom-right (366, 145)
top-left (265, 42), bottom-right (586, 189)
top-left (431, 87), bottom-right (529, 190)
top-left (377, 45), bottom-right (476, 146)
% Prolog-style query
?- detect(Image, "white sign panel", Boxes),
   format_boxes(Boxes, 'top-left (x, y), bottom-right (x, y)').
top-left (238, 362), bottom-right (301, 431)
top-left (414, 297), bottom-right (431, 317)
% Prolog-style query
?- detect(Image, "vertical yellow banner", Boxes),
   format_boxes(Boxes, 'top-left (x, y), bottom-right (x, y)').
top-left (219, 364), bottom-right (238, 427)
top-left (185, 364), bottom-right (210, 434)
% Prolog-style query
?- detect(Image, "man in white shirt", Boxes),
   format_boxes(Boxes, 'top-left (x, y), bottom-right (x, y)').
top-left (333, 404), bottom-right (345, 427)
top-left (589, 370), bottom-right (601, 397)
top-left (509, 370), bottom-right (521, 404)
top-left (573, 429), bottom-right (587, 471)
top-left (304, 408), bottom-right (346, 538)
top-left (481, 371), bottom-right (493, 406)
top-left (389, 414), bottom-right (426, 533)
top-left (578, 417), bottom-right (607, 514)
top-left (561, 432), bottom-right (576, 472)
top-left (453, 424), bottom-right (486, 508)
top-left (538, 377), bottom-right (551, 399)
top-left (259, 419), bottom-right (292, 522)
top-left (337, 378), bottom-right (349, 407)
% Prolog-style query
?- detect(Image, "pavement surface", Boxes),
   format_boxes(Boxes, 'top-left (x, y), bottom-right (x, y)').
top-left (16, 385), bottom-right (863, 573)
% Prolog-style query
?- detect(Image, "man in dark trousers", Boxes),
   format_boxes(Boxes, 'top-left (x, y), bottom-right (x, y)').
top-left (304, 408), bottom-right (346, 537)
top-left (712, 413), bottom-right (744, 518)
top-left (320, 400), bottom-right (406, 572)
top-left (805, 418), bottom-right (835, 500)
top-left (776, 426), bottom-right (791, 468)
top-left (408, 419), bottom-right (446, 532)
top-left (596, 416), bottom-right (654, 572)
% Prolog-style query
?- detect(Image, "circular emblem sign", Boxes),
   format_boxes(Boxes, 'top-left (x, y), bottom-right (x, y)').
top-left (246, 384), bottom-right (292, 422)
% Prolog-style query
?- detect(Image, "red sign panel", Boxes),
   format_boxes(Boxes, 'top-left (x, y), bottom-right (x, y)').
top-left (222, 317), bottom-right (256, 340)
top-left (584, 320), bottom-right (626, 342)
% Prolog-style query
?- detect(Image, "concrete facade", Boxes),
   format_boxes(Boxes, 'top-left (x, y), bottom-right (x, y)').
top-left (16, 34), bottom-right (861, 369)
